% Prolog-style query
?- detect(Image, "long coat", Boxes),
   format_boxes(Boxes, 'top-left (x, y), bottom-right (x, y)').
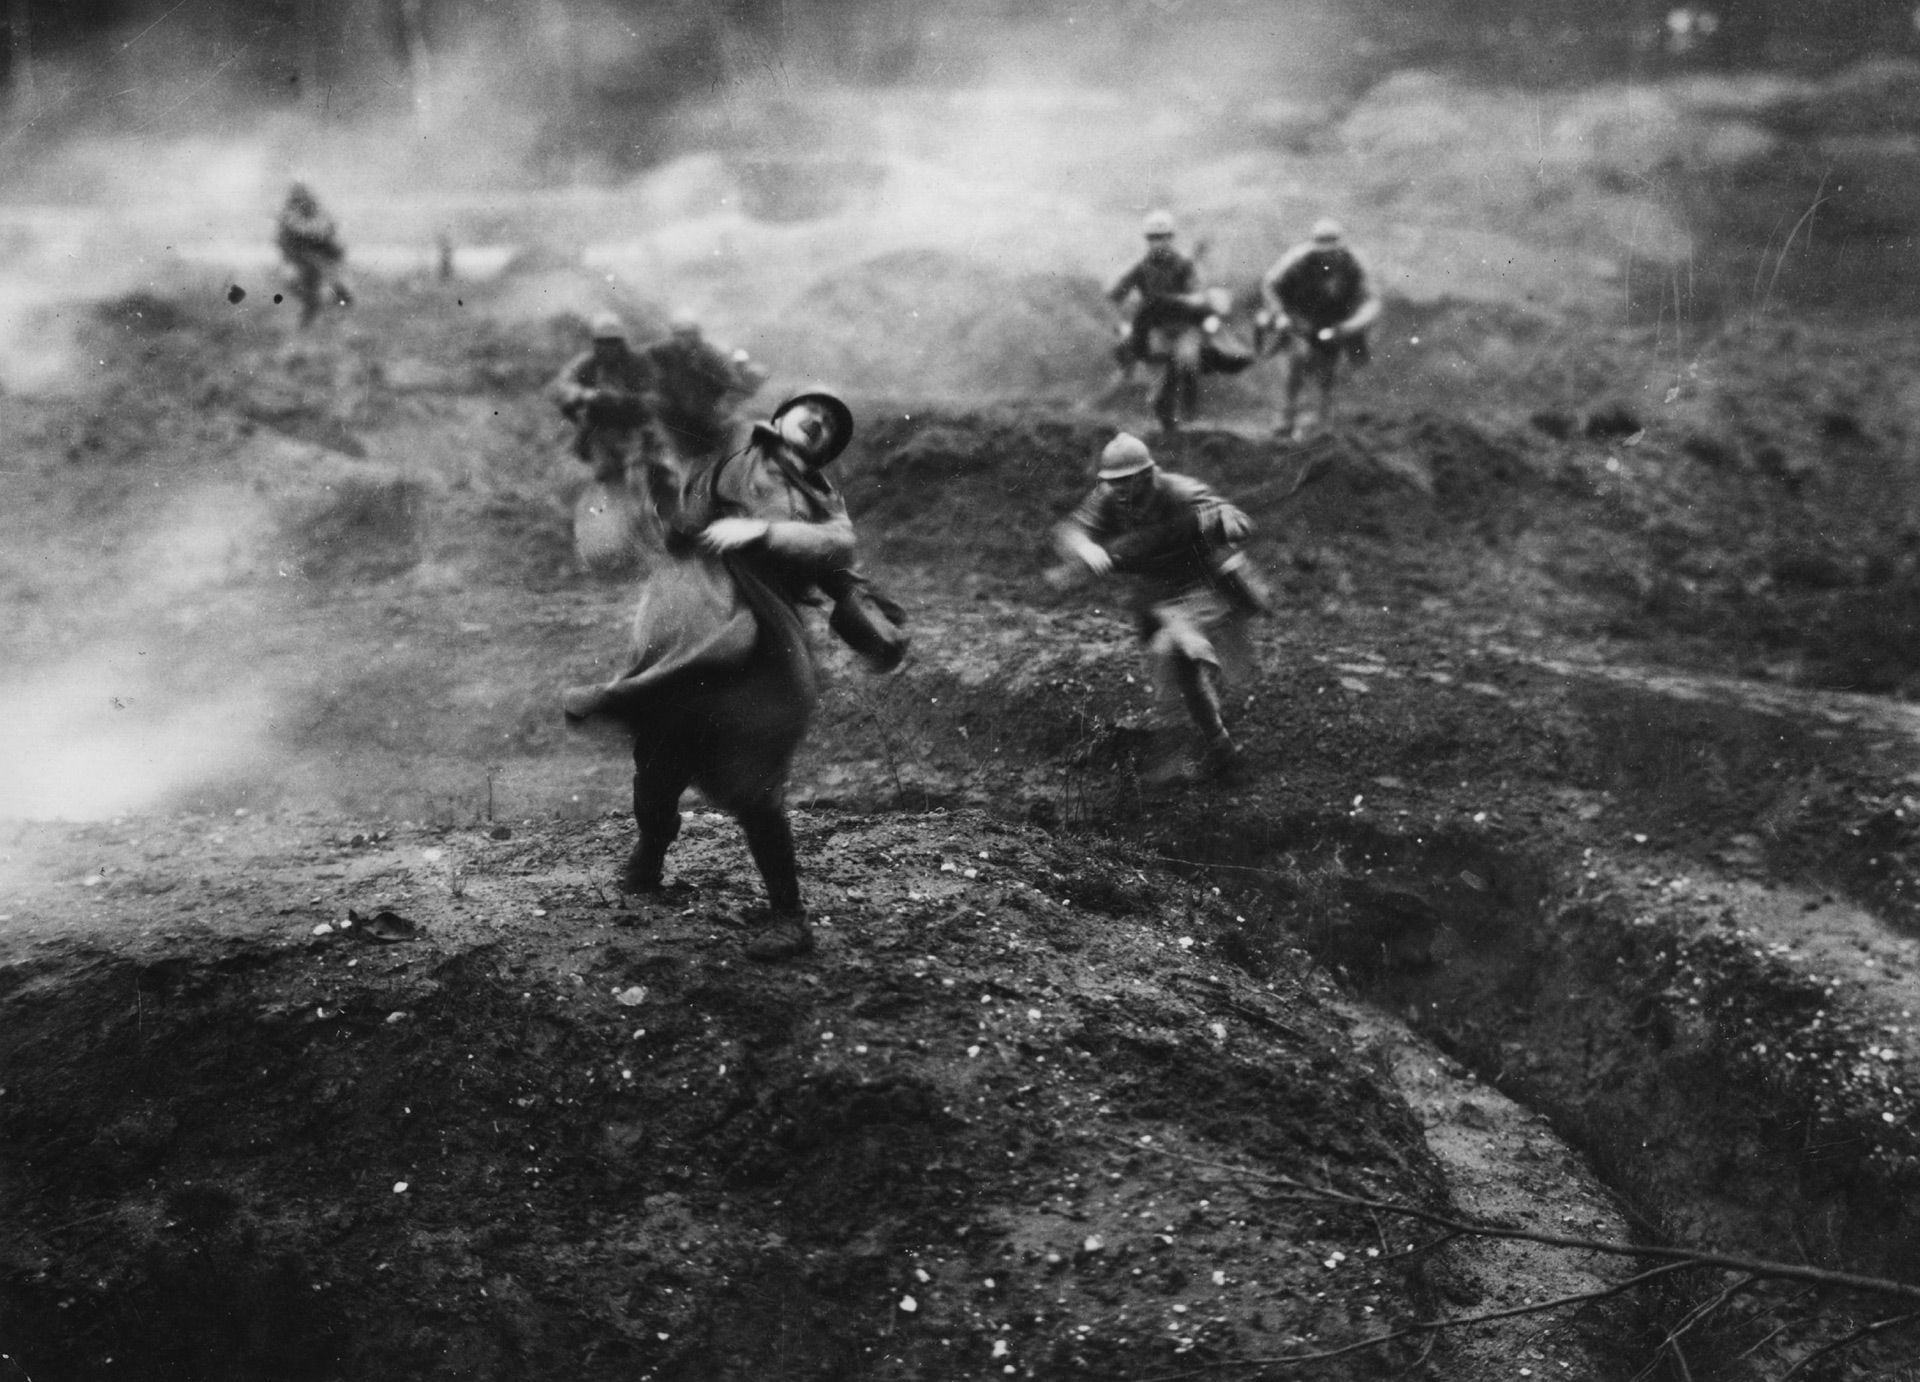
top-left (563, 427), bottom-right (854, 723)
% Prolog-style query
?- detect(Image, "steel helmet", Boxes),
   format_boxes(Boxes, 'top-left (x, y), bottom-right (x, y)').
top-left (1141, 209), bottom-right (1176, 238)
top-left (1310, 217), bottom-right (1344, 244)
top-left (588, 310), bottom-right (629, 342)
top-left (668, 308), bottom-right (701, 338)
top-left (1097, 432), bottom-right (1155, 479)
top-left (770, 390), bottom-right (855, 468)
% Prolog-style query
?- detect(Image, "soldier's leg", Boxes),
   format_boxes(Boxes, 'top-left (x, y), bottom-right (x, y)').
top-left (1280, 347), bottom-right (1307, 437)
top-left (736, 799), bottom-right (803, 917)
top-left (1173, 331), bottom-right (1203, 422)
top-left (1173, 655), bottom-right (1244, 779)
top-left (623, 736), bottom-right (695, 893)
top-left (294, 262), bottom-right (323, 327)
top-left (1151, 363), bottom-right (1180, 433)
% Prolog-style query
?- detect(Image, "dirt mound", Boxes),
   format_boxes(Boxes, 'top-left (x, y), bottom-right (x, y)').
top-left (3, 809), bottom-right (1568, 1382)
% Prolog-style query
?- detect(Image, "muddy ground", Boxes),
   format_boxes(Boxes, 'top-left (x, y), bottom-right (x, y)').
top-left (8, 72), bottom-right (1920, 1379)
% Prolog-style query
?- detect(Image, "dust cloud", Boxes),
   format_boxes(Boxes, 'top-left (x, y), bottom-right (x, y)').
top-left (0, 0), bottom-right (1879, 821)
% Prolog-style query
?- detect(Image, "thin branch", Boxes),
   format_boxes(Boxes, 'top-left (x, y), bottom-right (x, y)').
top-left (1779, 1311), bottom-right (1920, 1382)
top-left (1130, 1261), bottom-right (1698, 1382)
top-left (1109, 1137), bottom-right (1920, 1303)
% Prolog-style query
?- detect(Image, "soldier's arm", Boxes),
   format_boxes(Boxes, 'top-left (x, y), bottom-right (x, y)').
top-left (763, 509), bottom-right (857, 570)
top-left (1106, 263), bottom-right (1142, 306)
top-left (1165, 474), bottom-right (1251, 540)
top-left (1338, 255), bottom-right (1383, 334)
top-left (1053, 489), bottom-right (1120, 573)
top-left (718, 462), bottom-right (859, 570)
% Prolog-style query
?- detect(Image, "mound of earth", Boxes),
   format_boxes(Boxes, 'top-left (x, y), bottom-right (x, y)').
top-left (0, 807), bottom-right (1645, 1381)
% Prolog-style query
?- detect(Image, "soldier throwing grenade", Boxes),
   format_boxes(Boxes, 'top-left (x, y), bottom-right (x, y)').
top-left (1258, 218), bottom-right (1382, 440)
top-left (1052, 432), bottom-right (1272, 785)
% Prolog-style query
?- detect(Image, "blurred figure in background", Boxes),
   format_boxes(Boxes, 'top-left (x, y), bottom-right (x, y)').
top-left (550, 311), bottom-right (665, 574)
top-left (642, 310), bottom-right (769, 469)
top-left (1051, 432), bottom-right (1271, 785)
top-left (1107, 209), bottom-right (1216, 433)
top-left (1258, 218), bottom-right (1382, 440)
top-left (275, 182), bottom-right (354, 328)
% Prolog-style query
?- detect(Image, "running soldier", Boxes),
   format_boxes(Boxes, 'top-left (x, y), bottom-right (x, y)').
top-left (1107, 209), bottom-right (1215, 433)
top-left (642, 310), bottom-right (768, 468)
top-left (1052, 432), bottom-right (1271, 784)
top-left (1259, 218), bottom-right (1382, 439)
top-left (275, 182), bottom-right (354, 328)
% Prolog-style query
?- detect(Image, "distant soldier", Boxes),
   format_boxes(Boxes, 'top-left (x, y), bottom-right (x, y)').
top-left (551, 311), bottom-right (666, 574)
top-left (275, 182), bottom-right (354, 328)
top-left (1259, 218), bottom-right (1382, 439)
top-left (550, 311), bottom-right (663, 486)
top-left (1052, 432), bottom-right (1271, 784)
top-left (642, 310), bottom-right (768, 468)
top-left (1108, 209), bottom-right (1214, 432)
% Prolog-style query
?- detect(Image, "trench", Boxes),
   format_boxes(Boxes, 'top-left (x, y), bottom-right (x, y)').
top-left (1119, 673), bottom-right (1920, 1376)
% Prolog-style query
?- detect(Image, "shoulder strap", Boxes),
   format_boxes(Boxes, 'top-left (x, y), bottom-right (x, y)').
top-left (756, 437), bottom-right (838, 523)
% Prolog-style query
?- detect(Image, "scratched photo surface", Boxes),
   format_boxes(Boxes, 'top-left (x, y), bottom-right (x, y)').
top-left (4, 4), bottom-right (1920, 1380)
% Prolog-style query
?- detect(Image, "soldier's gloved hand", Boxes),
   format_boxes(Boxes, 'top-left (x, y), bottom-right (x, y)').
top-left (1316, 327), bottom-right (1338, 343)
top-left (1080, 545), bottom-right (1115, 577)
top-left (700, 517), bottom-right (770, 553)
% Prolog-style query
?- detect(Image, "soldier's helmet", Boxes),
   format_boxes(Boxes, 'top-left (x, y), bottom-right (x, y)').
top-left (1141, 209), bottom-right (1176, 239)
top-left (769, 390), bottom-right (855, 468)
top-left (668, 308), bottom-right (701, 339)
top-left (1310, 217), bottom-right (1344, 245)
top-left (589, 310), bottom-right (630, 343)
top-left (1097, 432), bottom-right (1155, 480)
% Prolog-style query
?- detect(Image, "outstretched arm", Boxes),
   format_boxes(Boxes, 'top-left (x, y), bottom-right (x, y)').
top-left (1054, 520), bottom-right (1114, 576)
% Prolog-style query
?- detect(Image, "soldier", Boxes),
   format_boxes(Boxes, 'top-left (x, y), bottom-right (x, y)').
top-left (1052, 432), bottom-right (1270, 784)
top-left (1107, 209), bottom-right (1213, 433)
top-left (1259, 218), bottom-right (1382, 439)
top-left (564, 391), bottom-right (895, 961)
top-left (549, 311), bottom-right (663, 487)
top-left (642, 310), bottom-right (768, 468)
top-left (275, 182), bottom-right (354, 328)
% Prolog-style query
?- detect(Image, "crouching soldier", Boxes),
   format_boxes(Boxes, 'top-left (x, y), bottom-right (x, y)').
top-left (550, 311), bottom-right (667, 573)
top-left (643, 310), bottom-right (769, 469)
top-left (1258, 218), bottom-right (1382, 439)
top-left (1052, 432), bottom-right (1271, 784)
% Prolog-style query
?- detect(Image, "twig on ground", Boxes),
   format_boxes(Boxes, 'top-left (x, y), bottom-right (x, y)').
top-left (1778, 1311), bottom-right (1920, 1382)
top-left (1109, 1136), bottom-right (1920, 1304)
top-left (1130, 1261), bottom-right (1697, 1381)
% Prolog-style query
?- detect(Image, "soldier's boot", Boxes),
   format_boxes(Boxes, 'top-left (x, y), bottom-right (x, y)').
top-left (1175, 659), bottom-right (1245, 782)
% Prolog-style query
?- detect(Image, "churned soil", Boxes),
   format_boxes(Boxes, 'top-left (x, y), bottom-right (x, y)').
top-left (5, 246), bottom-right (1920, 1380)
